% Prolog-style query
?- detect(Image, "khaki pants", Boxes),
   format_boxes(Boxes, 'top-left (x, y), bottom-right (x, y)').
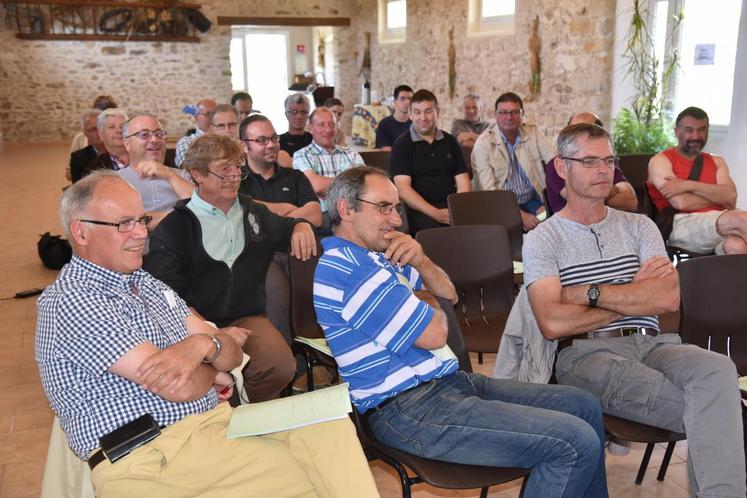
top-left (91, 403), bottom-right (379, 498)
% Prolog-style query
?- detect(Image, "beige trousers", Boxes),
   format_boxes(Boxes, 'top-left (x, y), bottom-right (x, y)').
top-left (91, 403), bottom-right (379, 497)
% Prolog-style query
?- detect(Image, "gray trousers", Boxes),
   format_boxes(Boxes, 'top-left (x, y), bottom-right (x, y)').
top-left (556, 333), bottom-right (745, 498)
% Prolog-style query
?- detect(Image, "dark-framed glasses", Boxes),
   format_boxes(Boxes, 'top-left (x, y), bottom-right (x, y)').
top-left (242, 135), bottom-right (280, 146)
top-left (212, 122), bottom-right (239, 131)
top-left (496, 110), bottom-right (522, 117)
top-left (124, 129), bottom-right (167, 141)
top-left (286, 109), bottom-right (309, 116)
top-left (207, 166), bottom-right (249, 182)
top-left (79, 215), bottom-right (153, 232)
top-left (356, 198), bottom-right (399, 215)
top-left (561, 156), bottom-right (619, 169)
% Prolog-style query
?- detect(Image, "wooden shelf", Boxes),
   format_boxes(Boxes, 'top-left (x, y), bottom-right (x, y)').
top-left (4, 0), bottom-right (206, 42)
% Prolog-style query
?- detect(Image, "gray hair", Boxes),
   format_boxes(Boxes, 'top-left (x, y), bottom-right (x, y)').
top-left (97, 108), bottom-right (129, 132)
top-left (210, 104), bottom-right (238, 123)
top-left (309, 106), bottom-right (335, 126)
top-left (122, 114), bottom-right (160, 138)
top-left (557, 123), bottom-right (614, 159)
top-left (59, 170), bottom-right (125, 239)
top-left (326, 166), bottom-right (389, 227)
top-left (464, 94), bottom-right (481, 103)
top-left (80, 109), bottom-right (101, 130)
top-left (284, 93), bottom-right (310, 113)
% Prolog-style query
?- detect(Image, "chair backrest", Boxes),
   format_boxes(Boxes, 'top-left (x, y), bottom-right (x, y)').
top-left (460, 145), bottom-right (474, 179)
top-left (677, 254), bottom-right (747, 375)
top-left (288, 240), bottom-right (326, 340)
top-left (359, 149), bottom-right (391, 172)
top-left (618, 154), bottom-right (652, 214)
top-left (447, 191), bottom-right (523, 261)
top-left (417, 225), bottom-right (515, 350)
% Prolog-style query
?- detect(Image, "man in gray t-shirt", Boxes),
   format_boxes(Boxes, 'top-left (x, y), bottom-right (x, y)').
top-left (524, 123), bottom-right (745, 497)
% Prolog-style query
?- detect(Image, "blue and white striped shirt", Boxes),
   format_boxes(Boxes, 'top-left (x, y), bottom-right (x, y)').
top-left (313, 237), bottom-right (458, 413)
top-left (501, 131), bottom-right (536, 204)
top-left (35, 256), bottom-right (218, 460)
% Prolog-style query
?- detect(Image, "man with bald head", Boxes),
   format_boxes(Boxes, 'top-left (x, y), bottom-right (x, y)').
top-left (119, 115), bottom-right (195, 227)
top-left (293, 106), bottom-right (365, 231)
top-left (36, 170), bottom-right (378, 497)
top-left (175, 98), bottom-right (217, 167)
top-left (544, 112), bottom-right (637, 214)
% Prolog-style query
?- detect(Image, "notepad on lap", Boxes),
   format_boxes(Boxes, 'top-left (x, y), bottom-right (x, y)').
top-left (226, 383), bottom-right (352, 438)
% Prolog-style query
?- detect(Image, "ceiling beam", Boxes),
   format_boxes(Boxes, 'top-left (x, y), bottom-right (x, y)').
top-left (217, 16), bottom-right (351, 27)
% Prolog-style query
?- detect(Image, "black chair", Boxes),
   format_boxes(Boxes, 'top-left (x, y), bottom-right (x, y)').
top-left (288, 239), bottom-right (338, 392)
top-left (417, 225), bottom-right (514, 364)
top-left (359, 149), bottom-right (391, 172)
top-left (678, 254), bottom-right (747, 374)
top-left (618, 153), bottom-right (652, 214)
top-left (447, 191), bottom-right (523, 262)
top-left (460, 145), bottom-right (474, 179)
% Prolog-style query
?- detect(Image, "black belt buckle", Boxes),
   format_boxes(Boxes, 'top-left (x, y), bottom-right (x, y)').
top-left (98, 414), bottom-right (161, 464)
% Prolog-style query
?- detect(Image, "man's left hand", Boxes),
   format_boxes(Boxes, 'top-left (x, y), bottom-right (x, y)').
top-left (289, 222), bottom-right (317, 261)
top-left (383, 230), bottom-right (424, 268)
top-left (659, 176), bottom-right (690, 198)
top-left (136, 160), bottom-right (170, 180)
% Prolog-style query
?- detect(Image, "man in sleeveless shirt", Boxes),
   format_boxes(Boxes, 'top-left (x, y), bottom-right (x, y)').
top-left (648, 106), bottom-right (747, 254)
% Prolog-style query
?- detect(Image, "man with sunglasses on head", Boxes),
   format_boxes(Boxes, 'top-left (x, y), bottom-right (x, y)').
top-left (118, 115), bottom-right (195, 228)
top-left (472, 92), bottom-right (555, 231)
top-left (145, 134), bottom-right (317, 402)
top-left (524, 123), bottom-right (745, 497)
top-left (175, 98), bottom-right (216, 167)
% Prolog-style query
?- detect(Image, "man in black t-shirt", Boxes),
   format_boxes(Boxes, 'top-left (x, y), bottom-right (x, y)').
top-left (390, 89), bottom-right (471, 235)
top-left (278, 93), bottom-right (313, 167)
top-left (375, 84), bottom-right (413, 150)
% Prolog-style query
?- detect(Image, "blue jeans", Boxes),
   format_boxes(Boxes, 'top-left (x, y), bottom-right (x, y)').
top-left (557, 334), bottom-right (746, 498)
top-left (368, 371), bottom-right (608, 497)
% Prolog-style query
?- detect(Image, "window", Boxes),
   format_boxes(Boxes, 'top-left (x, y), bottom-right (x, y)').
top-left (654, 0), bottom-right (742, 126)
top-left (468, 0), bottom-right (515, 37)
top-left (378, 0), bottom-right (406, 43)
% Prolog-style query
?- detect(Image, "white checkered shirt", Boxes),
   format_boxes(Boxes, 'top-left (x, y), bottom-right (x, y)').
top-left (174, 128), bottom-right (205, 167)
top-left (35, 256), bottom-right (218, 460)
top-left (292, 141), bottom-right (365, 211)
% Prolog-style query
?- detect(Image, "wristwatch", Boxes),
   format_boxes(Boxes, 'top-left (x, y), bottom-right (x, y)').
top-left (202, 334), bottom-right (223, 364)
top-left (587, 284), bottom-right (600, 308)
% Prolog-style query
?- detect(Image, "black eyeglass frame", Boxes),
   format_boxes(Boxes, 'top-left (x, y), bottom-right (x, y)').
top-left (79, 215), bottom-right (154, 232)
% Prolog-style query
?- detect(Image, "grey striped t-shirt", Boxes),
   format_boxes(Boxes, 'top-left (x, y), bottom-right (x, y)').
top-left (523, 208), bottom-right (666, 331)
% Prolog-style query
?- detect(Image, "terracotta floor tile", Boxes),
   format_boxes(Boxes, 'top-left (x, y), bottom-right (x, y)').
top-left (0, 458), bottom-right (45, 498)
top-left (0, 429), bottom-right (51, 466)
top-left (11, 406), bottom-right (53, 434)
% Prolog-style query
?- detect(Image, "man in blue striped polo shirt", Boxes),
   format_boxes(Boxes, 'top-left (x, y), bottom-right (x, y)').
top-left (525, 123), bottom-right (745, 496)
top-left (314, 166), bottom-right (610, 497)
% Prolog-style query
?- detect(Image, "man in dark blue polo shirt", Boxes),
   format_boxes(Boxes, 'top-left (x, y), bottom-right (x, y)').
top-left (239, 114), bottom-right (322, 344)
top-left (390, 89), bottom-right (471, 235)
top-left (375, 84), bottom-right (413, 150)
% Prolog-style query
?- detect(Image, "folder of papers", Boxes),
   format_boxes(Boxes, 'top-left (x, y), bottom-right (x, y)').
top-left (226, 383), bottom-right (352, 438)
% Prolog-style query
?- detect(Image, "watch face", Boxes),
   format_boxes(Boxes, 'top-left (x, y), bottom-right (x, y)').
top-left (588, 286), bottom-right (600, 300)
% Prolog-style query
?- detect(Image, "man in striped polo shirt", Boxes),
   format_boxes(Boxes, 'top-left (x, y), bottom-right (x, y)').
top-left (314, 166), bottom-right (610, 497)
top-left (525, 123), bottom-right (745, 497)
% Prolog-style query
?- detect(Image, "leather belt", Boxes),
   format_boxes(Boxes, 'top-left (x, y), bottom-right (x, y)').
top-left (558, 327), bottom-right (658, 351)
top-left (88, 448), bottom-right (107, 471)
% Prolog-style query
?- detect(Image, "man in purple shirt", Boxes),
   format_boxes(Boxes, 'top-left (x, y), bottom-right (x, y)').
top-left (545, 112), bottom-right (637, 214)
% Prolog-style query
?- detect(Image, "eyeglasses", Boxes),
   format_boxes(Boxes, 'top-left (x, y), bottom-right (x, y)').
top-left (124, 129), bottom-right (167, 141)
top-left (79, 215), bottom-right (153, 232)
top-left (356, 198), bottom-right (399, 215)
top-left (212, 122), bottom-right (239, 130)
top-left (561, 156), bottom-right (620, 169)
top-left (286, 110), bottom-right (309, 116)
top-left (207, 167), bottom-right (249, 182)
top-left (496, 110), bottom-right (522, 117)
top-left (242, 135), bottom-right (280, 146)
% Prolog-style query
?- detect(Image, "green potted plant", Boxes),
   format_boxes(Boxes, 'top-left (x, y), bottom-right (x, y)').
top-left (613, 0), bottom-right (683, 201)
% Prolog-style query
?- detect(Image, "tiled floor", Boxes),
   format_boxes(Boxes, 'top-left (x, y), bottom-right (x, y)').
top-left (0, 141), bottom-right (692, 497)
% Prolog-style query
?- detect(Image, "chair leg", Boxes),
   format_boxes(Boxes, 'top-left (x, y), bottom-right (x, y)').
top-left (635, 443), bottom-right (655, 485)
top-left (307, 361), bottom-right (316, 392)
top-left (477, 352), bottom-right (483, 364)
top-left (479, 486), bottom-right (489, 498)
top-left (657, 441), bottom-right (677, 481)
top-left (518, 475), bottom-right (529, 498)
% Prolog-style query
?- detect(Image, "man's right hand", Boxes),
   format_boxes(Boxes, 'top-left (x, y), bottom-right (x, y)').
top-left (432, 208), bottom-right (451, 225)
top-left (520, 210), bottom-right (540, 231)
top-left (136, 335), bottom-right (208, 395)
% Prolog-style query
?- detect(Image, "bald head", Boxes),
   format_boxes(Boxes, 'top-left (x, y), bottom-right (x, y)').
top-left (568, 112), bottom-right (604, 128)
top-left (195, 98), bottom-right (217, 132)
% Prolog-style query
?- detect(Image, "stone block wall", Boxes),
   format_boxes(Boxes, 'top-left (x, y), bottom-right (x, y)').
top-left (0, 0), bottom-right (615, 142)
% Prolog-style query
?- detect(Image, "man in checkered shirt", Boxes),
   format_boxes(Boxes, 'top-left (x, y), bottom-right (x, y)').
top-left (35, 170), bottom-right (378, 497)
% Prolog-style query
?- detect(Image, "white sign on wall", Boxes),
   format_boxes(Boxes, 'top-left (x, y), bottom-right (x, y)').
top-left (694, 44), bottom-right (716, 65)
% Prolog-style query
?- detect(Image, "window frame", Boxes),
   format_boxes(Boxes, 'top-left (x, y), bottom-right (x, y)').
top-left (467, 0), bottom-right (515, 38)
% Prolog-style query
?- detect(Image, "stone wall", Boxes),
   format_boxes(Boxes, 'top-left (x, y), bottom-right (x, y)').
top-left (351, 0), bottom-right (616, 139)
top-left (0, 0), bottom-right (614, 142)
top-left (0, 0), bottom-right (357, 141)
